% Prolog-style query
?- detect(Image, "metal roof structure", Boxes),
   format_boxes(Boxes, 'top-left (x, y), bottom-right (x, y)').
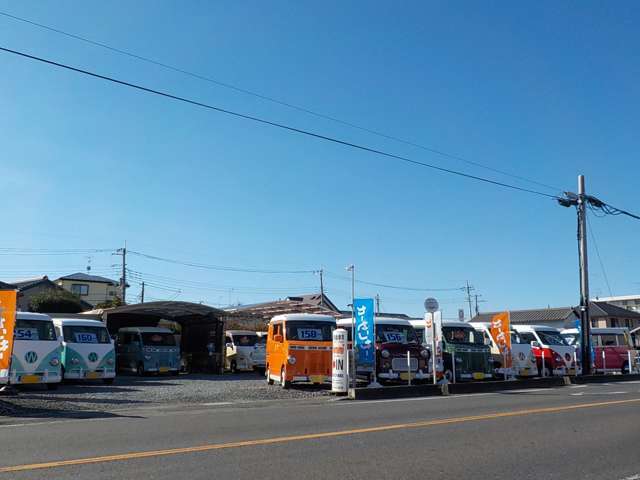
top-left (227, 293), bottom-right (341, 321)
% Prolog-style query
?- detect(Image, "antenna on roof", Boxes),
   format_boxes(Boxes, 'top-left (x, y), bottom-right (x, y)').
top-left (86, 256), bottom-right (92, 273)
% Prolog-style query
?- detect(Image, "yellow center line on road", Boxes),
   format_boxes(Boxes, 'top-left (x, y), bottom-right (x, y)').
top-left (2, 397), bottom-right (639, 474)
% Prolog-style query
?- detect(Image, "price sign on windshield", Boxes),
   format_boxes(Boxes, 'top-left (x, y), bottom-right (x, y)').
top-left (384, 332), bottom-right (406, 343)
top-left (74, 332), bottom-right (98, 343)
top-left (298, 328), bottom-right (322, 340)
top-left (14, 328), bottom-right (39, 341)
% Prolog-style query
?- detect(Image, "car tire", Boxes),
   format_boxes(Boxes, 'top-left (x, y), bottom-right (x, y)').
top-left (137, 363), bottom-right (145, 377)
top-left (622, 361), bottom-right (630, 375)
top-left (444, 369), bottom-right (454, 382)
top-left (266, 366), bottom-right (274, 385)
top-left (280, 367), bottom-right (291, 389)
top-left (46, 383), bottom-right (58, 391)
top-left (230, 360), bottom-right (237, 374)
top-left (102, 378), bottom-right (115, 385)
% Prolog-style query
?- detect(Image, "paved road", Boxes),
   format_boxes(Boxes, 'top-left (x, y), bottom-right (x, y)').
top-left (1, 382), bottom-right (640, 479)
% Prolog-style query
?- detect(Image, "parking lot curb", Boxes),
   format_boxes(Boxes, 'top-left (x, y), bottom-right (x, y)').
top-left (350, 377), bottom-right (567, 400)
top-left (571, 373), bottom-right (640, 384)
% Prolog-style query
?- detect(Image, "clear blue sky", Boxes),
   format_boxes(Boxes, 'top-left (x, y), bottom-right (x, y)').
top-left (1, 1), bottom-right (638, 317)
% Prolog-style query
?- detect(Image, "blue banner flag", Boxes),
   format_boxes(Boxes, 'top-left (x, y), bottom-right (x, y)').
top-left (353, 298), bottom-right (375, 366)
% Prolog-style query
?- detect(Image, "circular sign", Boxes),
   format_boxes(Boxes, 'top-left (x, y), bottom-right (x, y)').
top-left (424, 297), bottom-right (439, 313)
top-left (88, 352), bottom-right (98, 362)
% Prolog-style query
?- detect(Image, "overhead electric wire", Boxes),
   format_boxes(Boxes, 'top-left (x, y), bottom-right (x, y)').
top-left (0, 10), bottom-right (562, 193)
top-left (587, 211), bottom-right (614, 297)
top-left (324, 271), bottom-right (464, 292)
top-left (0, 45), bottom-right (561, 200)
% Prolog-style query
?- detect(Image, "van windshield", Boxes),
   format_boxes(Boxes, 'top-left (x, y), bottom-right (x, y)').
top-left (63, 325), bottom-right (111, 344)
top-left (376, 324), bottom-right (418, 344)
top-left (141, 332), bottom-right (176, 346)
top-left (537, 330), bottom-right (568, 346)
top-left (14, 319), bottom-right (56, 341)
top-left (233, 334), bottom-right (258, 346)
top-left (443, 326), bottom-right (483, 345)
top-left (285, 321), bottom-right (334, 341)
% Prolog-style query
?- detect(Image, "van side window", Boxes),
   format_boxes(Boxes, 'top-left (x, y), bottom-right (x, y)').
top-left (518, 332), bottom-right (537, 344)
top-left (600, 334), bottom-right (617, 346)
top-left (273, 324), bottom-right (283, 340)
top-left (225, 336), bottom-right (232, 345)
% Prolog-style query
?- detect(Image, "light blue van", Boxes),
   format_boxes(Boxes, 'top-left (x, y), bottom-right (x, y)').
top-left (53, 318), bottom-right (116, 384)
top-left (9, 312), bottom-right (62, 389)
top-left (116, 327), bottom-right (180, 376)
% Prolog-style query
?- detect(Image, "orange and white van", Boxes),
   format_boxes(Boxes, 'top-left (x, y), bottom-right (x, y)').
top-left (266, 313), bottom-right (335, 388)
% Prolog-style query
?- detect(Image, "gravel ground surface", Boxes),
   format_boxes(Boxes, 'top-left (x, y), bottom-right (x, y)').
top-left (0, 372), bottom-right (331, 420)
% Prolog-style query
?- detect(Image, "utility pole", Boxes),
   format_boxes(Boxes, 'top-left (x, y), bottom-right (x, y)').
top-left (474, 294), bottom-right (484, 316)
top-left (375, 294), bottom-right (380, 315)
top-left (465, 281), bottom-right (475, 320)
top-left (140, 282), bottom-right (145, 303)
top-left (115, 243), bottom-right (127, 304)
top-left (346, 264), bottom-right (356, 392)
top-left (319, 268), bottom-right (324, 307)
top-left (558, 175), bottom-right (592, 375)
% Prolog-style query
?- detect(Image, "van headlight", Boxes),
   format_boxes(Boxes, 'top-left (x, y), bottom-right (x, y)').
top-left (71, 357), bottom-right (80, 365)
top-left (144, 355), bottom-right (152, 361)
top-left (381, 349), bottom-right (390, 359)
top-left (107, 358), bottom-right (114, 365)
top-left (287, 355), bottom-right (296, 365)
top-left (50, 358), bottom-right (60, 366)
top-left (420, 349), bottom-right (429, 358)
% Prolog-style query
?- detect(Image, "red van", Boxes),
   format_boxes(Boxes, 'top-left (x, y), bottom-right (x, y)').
top-left (562, 327), bottom-right (637, 374)
top-left (337, 317), bottom-right (430, 383)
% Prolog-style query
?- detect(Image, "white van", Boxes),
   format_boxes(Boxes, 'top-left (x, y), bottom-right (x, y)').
top-left (225, 330), bottom-right (261, 372)
top-left (9, 312), bottom-right (62, 389)
top-left (470, 322), bottom-right (539, 377)
top-left (512, 325), bottom-right (576, 376)
top-left (53, 318), bottom-right (116, 384)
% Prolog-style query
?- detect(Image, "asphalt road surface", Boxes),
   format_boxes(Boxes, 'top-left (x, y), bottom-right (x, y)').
top-left (2, 382), bottom-right (640, 479)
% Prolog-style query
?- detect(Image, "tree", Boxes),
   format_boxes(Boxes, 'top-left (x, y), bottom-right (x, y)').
top-left (95, 296), bottom-right (123, 309)
top-left (29, 289), bottom-right (85, 314)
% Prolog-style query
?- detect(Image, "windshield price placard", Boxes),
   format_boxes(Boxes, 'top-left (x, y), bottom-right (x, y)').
top-left (383, 332), bottom-right (406, 343)
top-left (297, 328), bottom-right (322, 340)
top-left (74, 332), bottom-right (98, 343)
top-left (14, 328), bottom-right (39, 341)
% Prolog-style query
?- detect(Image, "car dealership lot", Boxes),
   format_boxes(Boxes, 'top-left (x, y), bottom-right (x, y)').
top-left (0, 372), bottom-right (330, 421)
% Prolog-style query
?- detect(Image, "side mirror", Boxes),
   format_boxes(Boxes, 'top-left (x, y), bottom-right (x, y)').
top-left (225, 343), bottom-right (232, 349)
top-left (274, 334), bottom-right (283, 343)
top-left (531, 341), bottom-right (539, 348)
top-left (484, 337), bottom-right (492, 346)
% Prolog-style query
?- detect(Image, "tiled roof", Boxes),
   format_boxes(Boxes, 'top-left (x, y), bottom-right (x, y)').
top-left (472, 307), bottom-right (576, 325)
top-left (591, 301), bottom-right (640, 319)
top-left (57, 273), bottom-right (118, 285)
top-left (11, 276), bottom-right (53, 290)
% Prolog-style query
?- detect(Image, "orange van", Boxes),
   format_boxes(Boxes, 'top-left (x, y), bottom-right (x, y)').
top-left (266, 313), bottom-right (336, 388)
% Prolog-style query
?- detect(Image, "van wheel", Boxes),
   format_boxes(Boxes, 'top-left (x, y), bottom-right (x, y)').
top-left (622, 362), bottom-right (630, 375)
top-left (60, 366), bottom-right (66, 382)
top-left (137, 363), bottom-right (145, 376)
top-left (46, 383), bottom-right (59, 391)
top-left (230, 360), bottom-right (237, 374)
top-left (102, 378), bottom-right (115, 385)
top-left (280, 367), bottom-right (291, 389)
top-left (266, 366), bottom-right (274, 385)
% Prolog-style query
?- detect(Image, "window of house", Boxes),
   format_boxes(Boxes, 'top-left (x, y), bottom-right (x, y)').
top-left (610, 318), bottom-right (619, 327)
top-left (71, 283), bottom-right (89, 296)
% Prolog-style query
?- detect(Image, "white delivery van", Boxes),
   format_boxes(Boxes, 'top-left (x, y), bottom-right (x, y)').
top-left (512, 325), bottom-right (576, 377)
top-left (9, 312), bottom-right (62, 389)
top-left (225, 330), bottom-right (260, 372)
top-left (252, 331), bottom-right (267, 374)
top-left (53, 318), bottom-right (116, 384)
top-left (470, 322), bottom-right (538, 377)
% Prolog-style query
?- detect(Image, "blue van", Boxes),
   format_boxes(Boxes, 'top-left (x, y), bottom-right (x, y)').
top-left (116, 327), bottom-right (180, 376)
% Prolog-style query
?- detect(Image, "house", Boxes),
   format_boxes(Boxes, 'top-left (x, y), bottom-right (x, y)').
top-left (9, 276), bottom-right (92, 312)
top-left (56, 273), bottom-right (122, 308)
top-left (593, 295), bottom-right (640, 315)
top-left (471, 301), bottom-right (640, 330)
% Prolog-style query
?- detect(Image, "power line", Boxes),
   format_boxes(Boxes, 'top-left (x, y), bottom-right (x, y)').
top-left (127, 251), bottom-right (315, 274)
top-left (587, 211), bottom-right (613, 297)
top-left (324, 271), bottom-right (464, 292)
top-left (0, 10), bottom-right (562, 193)
top-left (0, 45), bottom-right (561, 200)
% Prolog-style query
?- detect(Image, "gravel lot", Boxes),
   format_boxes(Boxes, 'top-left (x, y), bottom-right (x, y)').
top-left (0, 372), bottom-right (331, 420)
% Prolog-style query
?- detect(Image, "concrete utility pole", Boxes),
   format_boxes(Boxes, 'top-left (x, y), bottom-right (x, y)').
top-left (319, 268), bottom-right (324, 307)
top-left (346, 264), bottom-right (356, 392)
top-left (375, 294), bottom-right (380, 315)
top-left (115, 243), bottom-right (127, 304)
top-left (465, 281), bottom-right (475, 320)
top-left (577, 175), bottom-right (592, 375)
top-left (140, 282), bottom-right (145, 303)
top-left (557, 175), bottom-right (592, 375)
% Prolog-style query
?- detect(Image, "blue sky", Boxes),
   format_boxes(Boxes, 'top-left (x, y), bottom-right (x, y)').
top-left (0, 1), bottom-right (638, 317)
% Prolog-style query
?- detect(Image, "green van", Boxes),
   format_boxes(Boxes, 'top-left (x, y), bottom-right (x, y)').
top-left (116, 327), bottom-right (180, 376)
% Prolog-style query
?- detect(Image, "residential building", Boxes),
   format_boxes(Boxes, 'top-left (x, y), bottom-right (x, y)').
top-left (592, 295), bottom-right (640, 315)
top-left (471, 301), bottom-right (640, 330)
top-left (9, 276), bottom-right (92, 312)
top-left (56, 273), bottom-right (122, 308)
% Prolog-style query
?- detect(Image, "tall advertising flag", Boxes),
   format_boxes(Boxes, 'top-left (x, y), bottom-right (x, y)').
top-left (353, 298), bottom-right (375, 367)
top-left (490, 311), bottom-right (512, 369)
top-left (0, 290), bottom-right (18, 385)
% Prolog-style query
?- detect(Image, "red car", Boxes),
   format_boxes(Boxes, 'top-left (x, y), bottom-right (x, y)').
top-left (561, 327), bottom-right (638, 374)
